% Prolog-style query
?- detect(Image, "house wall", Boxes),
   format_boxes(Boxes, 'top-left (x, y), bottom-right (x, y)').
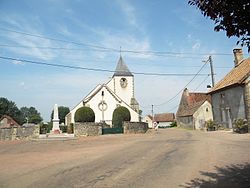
top-left (193, 101), bottom-right (213, 130)
top-left (143, 116), bottom-right (153, 128)
top-left (158, 122), bottom-right (172, 127)
top-left (177, 116), bottom-right (193, 129)
top-left (244, 77), bottom-right (250, 124)
top-left (211, 85), bottom-right (246, 128)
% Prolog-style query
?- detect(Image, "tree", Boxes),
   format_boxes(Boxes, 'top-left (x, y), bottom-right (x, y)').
top-left (74, 107), bottom-right (95, 123)
top-left (112, 106), bottom-right (131, 128)
top-left (50, 106), bottom-right (70, 124)
top-left (188, 0), bottom-right (250, 52)
top-left (0, 97), bottom-right (23, 124)
top-left (20, 106), bottom-right (43, 124)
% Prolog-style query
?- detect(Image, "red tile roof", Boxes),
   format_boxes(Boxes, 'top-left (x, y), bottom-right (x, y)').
top-left (209, 57), bottom-right (250, 93)
top-left (176, 89), bottom-right (211, 117)
top-left (154, 113), bottom-right (175, 122)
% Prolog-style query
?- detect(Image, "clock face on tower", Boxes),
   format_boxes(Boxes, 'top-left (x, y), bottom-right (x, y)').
top-left (120, 77), bottom-right (128, 88)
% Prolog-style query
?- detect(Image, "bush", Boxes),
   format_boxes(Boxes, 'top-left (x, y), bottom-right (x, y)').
top-left (59, 125), bottom-right (67, 133)
top-left (205, 119), bottom-right (217, 131)
top-left (112, 106), bottom-right (131, 128)
top-left (170, 121), bottom-right (177, 127)
top-left (74, 107), bottom-right (95, 122)
top-left (233, 119), bottom-right (248, 133)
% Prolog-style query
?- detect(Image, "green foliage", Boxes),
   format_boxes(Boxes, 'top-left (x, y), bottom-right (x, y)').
top-left (233, 119), bottom-right (248, 133)
top-left (170, 121), bottom-right (177, 127)
top-left (21, 106), bottom-right (43, 124)
top-left (188, 0), bottom-right (250, 52)
top-left (39, 122), bottom-right (52, 134)
top-left (112, 106), bottom-right (131, 128)
top-left (50, 106), bottom-right (70, 124)
top-left (74, 107), bottom-right (95, 122)
top-left (59, 125), bottom-right (68, 133)
top-left (0, 97), bottom-right (23, 124)
top-left (205, 119), bottom-right (217, 131)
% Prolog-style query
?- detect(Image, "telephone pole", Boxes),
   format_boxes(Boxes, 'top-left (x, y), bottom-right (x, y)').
top-left (151, 104), bottom-right (154, 127)
top-left (208, 55), bottom-right (215, 87)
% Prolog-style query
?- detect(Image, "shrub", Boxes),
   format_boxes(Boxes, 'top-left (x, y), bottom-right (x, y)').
top-left (112, 106), bottom-right (131, 128)
top-left (59, 125), bottom-right (67, 133)
top-left (205, 119), bottom-right (217, 131)
top-left (170, 121), bottom-right (177, 127)
top-left (233, 119), bottom-right (248, 133)
top-left (74, 107), bottom-right (95, 122)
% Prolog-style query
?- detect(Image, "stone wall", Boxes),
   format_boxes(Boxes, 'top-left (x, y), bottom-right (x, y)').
top-left (74, 122), bottom-right (103, 136)
top-left (0, 125), bottom-right (40, 141)
top-left (177, 116), bottom-right (194, 129)
top-left (123, 122), bottom-right (148, 134)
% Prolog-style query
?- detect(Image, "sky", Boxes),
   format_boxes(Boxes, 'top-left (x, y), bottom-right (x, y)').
top-left (0, 0), bottom-right (249, 122)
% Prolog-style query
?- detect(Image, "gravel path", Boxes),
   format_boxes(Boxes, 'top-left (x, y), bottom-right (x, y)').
top-left (0, 128), bottom-right (249, 188)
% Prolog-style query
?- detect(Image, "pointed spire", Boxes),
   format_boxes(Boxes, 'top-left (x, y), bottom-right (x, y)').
top-left (113, 56), bottom-right (133, 77)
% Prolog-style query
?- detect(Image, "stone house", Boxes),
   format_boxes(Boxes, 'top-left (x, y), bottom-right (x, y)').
top-left (65, 56), bottom-right (140, 126)
top-left (144, 113), bottom-right (175, 128)
top-left (176, 88), bottom-right (213, 130)
top-left (0, 115), bottom-right (21, 128)
top-left (208, 49), bottom-right (250, 129)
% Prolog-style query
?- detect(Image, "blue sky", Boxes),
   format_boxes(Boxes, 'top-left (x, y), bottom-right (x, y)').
top-left (0, 0), bottom-right (249, 121)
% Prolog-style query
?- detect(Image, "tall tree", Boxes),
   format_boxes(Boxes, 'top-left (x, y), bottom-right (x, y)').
top-left (0, 97), bottom-right (23, 124)
top-left (50, 106), bottom-right (70, 124)
top-left (188, 0), bottom-right (250, 52)
top-left (20, 106), bottom-right (43, 124)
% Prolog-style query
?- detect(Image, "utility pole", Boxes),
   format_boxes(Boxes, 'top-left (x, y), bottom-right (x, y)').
top-left (151, 104), bottom-right (154, 128)
top-left (209, 55), bottom-right (215, 87)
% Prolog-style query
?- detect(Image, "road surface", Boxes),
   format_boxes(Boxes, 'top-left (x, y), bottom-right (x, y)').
top-left (0, 128), bottom-right (250, 188)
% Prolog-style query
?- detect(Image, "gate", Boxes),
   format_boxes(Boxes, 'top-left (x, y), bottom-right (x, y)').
top-left (102, 127), bottom-right (123, 134)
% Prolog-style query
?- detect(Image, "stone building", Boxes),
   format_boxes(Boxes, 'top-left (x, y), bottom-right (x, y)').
top-left (208, 49), bottom-right (250, 129)
top-left (0, 115), bottom-right (20, 128)
top-left (65, 56), bottom-right (140, 126)
top-left (176, 88), bottom-right (213, 130)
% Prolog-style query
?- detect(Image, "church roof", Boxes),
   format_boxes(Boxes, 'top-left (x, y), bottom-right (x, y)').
top-left (113, 56), bottom-right (133, 77)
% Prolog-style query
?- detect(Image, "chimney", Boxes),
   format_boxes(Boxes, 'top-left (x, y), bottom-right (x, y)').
top-left (233, 48), bottom-right (244, 67)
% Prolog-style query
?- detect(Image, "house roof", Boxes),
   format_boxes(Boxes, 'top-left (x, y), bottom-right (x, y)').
top-left (146, 113), bottom-right (175, 122)
top-left (209, 57), bottom-right (250, 93)
top-left (113, 56), bottom-right (133, 77)
top-left (0, 115), bottom-right (21, 128)
top-left (154, 113), bottom-right (175, 122)
top-left (176, 88), bottom-right (211, 117)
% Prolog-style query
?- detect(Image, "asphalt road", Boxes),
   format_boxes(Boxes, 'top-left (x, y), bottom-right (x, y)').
top-left (0, 128), bottom-right (250, 188)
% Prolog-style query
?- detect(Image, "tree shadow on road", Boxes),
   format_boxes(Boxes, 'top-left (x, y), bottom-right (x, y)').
top-left (181, 163), bottom-right (250, 188)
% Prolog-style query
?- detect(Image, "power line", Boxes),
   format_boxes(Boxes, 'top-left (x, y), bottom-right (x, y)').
top-left (0, 56), bottom-right (209, 77)
top-left (0, 27), bottom-right (234, 56)
top-left (194, 75), bottom-right (210, 91)
top-left (154, 59), bottom-right (209, 106)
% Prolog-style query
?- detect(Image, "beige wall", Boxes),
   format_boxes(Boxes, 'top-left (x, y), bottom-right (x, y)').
top-left (193, 101), bottom-right (213, 130)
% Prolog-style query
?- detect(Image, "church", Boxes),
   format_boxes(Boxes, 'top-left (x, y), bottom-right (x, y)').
top-left (65, 56), bottom-right (140, 126)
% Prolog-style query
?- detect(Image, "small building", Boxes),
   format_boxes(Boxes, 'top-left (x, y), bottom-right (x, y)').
top-left (144, 113), bottom-right (175, 128)
top-left (65, 56), bottom-right (140, 126)
top-left (176, 88), bottom-right (213, 130)
top-left (208, 49), bottom-right (250, 129)
top-left (0, 115), bottom-right (21, 128)
top-left (144, 115), bottom-right (153, 128)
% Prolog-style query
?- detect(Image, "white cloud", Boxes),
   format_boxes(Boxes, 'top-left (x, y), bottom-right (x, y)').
top-left (192, 41), bottom-right (201, 51)
top-left (116, 0), bottom-right (138, 27)
top-left (12, 60), bottom-right (25, 65)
